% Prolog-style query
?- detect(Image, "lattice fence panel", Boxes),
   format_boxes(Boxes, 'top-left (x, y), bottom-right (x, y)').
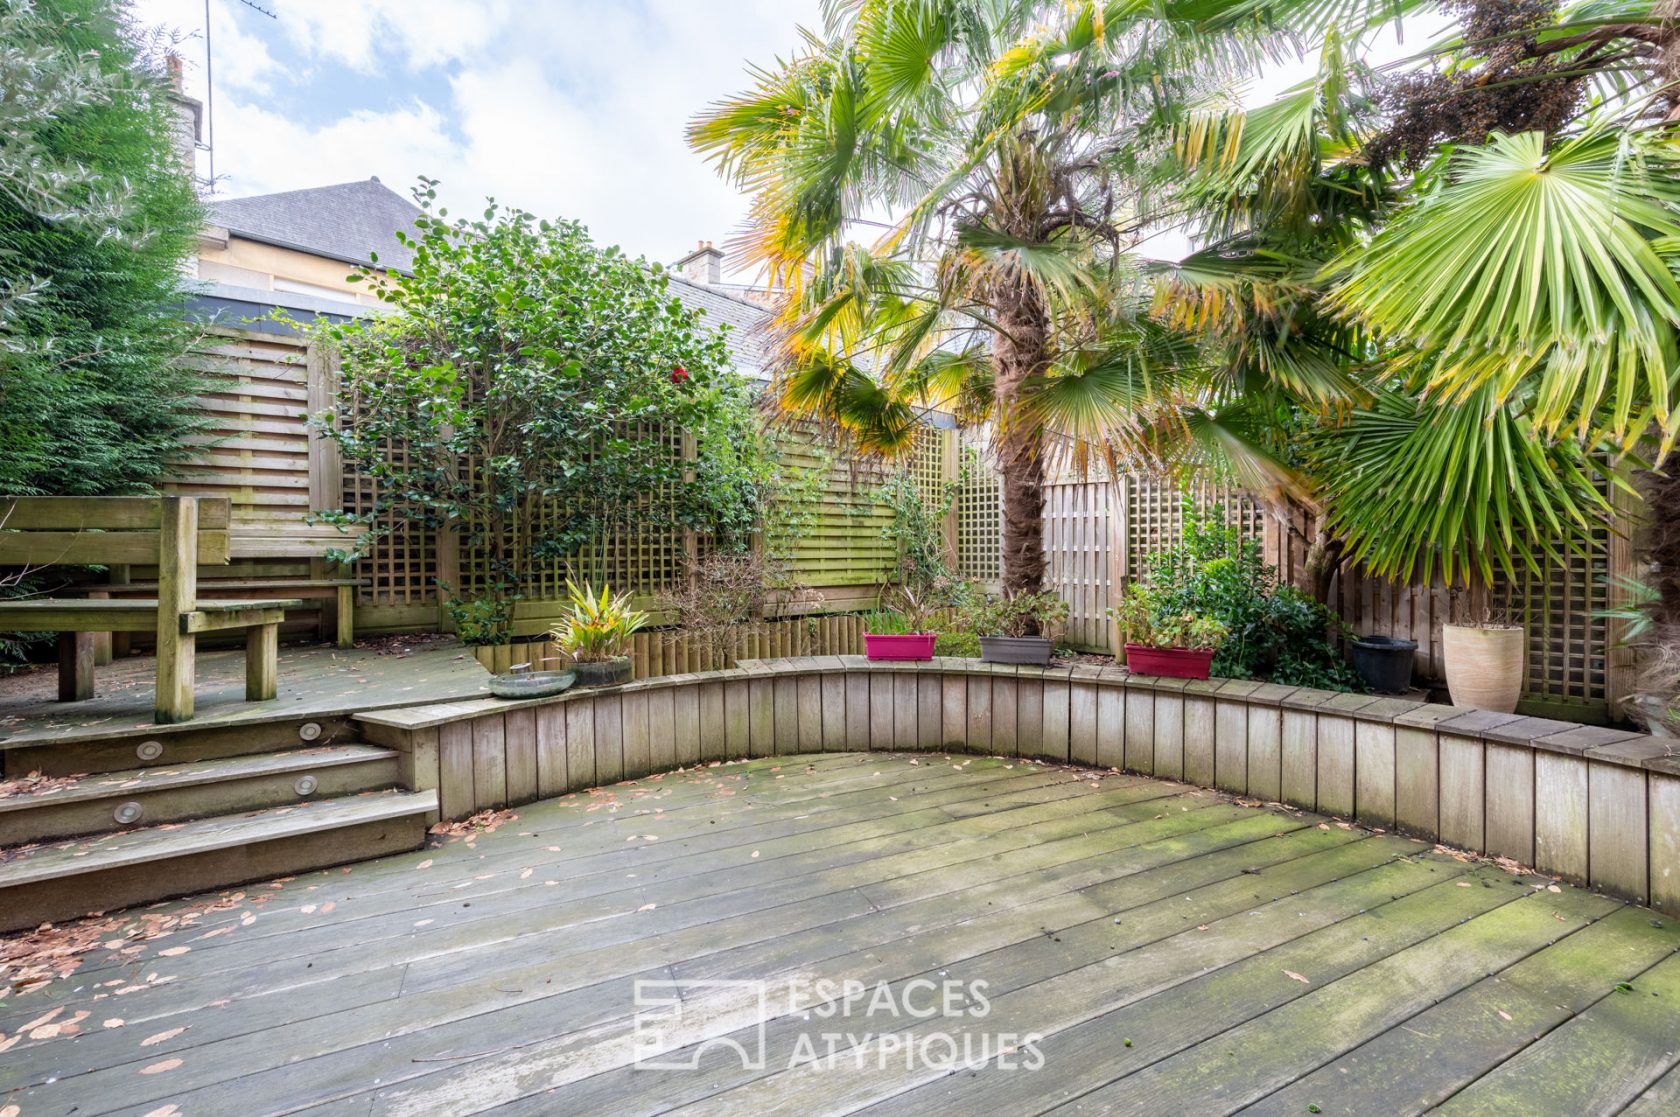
top-left (1124, 474), bottom-right (1267, 581)
top-left (956, 439), bottom-right (1002, 583)
top-left (454, 423), bottom-right (689, 604)
top-left (1488, 508), bottom-right (1613, 713)
top-left (338, 389), bottom-right (440, 609)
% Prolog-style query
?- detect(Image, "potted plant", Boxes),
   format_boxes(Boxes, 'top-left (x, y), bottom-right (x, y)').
top-left (864, 585), bottom-right (938, 661)
top-left (550, 580), bottom-right (648, 687)
top-left (1110, 589), bottom-right (1230, 680)
top-left (1442, 608), bottom-right (1525, 713)
top-left (972, 592), bottom-right (1069, 666)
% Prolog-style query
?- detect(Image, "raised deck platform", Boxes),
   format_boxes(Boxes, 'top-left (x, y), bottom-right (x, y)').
top-left (1, 753), bottom-right (1675, 1115)
top-left (0, 638), bottom-right (490, 749)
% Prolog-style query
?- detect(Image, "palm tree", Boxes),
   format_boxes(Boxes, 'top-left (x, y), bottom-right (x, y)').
top-left (689, 1), bottom-right (1229, 602)
top-left (1152, 2), bottom-right (1680, 597)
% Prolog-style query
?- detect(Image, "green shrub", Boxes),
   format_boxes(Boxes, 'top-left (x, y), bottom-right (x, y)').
top-left (933, 630), bottom-right (981, 657)
top-left (966, 592), bottom-right (1070, 639)
top-left (1116, 501), bottom-right (1364, 691)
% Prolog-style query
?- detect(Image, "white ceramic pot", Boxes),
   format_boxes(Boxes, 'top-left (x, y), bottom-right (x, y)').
top-left (1442, 624), bottom-right (1525, 713)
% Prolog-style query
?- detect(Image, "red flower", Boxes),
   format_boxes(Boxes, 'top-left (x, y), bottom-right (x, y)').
top-left (670, 366), bottom-right (689, 384)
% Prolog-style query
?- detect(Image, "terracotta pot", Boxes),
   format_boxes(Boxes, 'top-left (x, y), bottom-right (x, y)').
top-left (1442, 624), bottom-right (1525, 713)
top-left (979, 635), bottom-right (1054, 666)
top-left (1124, 643), bottom-right (1215, 680)
top-left (864, 633), bottom-right (936, 661)
top-left (572, 656), bottom-right (633, 688)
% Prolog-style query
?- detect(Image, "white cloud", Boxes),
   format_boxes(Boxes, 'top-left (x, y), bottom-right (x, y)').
top-left (132, 0), bottom-right (821, 278)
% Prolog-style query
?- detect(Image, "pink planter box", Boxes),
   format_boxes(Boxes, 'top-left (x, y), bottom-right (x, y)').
top-left (865, 633), bottom-right (936, 661)
top-left (1124, 643), bottom-right (1215, 680)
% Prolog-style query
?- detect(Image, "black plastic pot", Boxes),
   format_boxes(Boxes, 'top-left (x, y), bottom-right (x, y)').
top-left (1351, 635), bottom-right (1417, 695)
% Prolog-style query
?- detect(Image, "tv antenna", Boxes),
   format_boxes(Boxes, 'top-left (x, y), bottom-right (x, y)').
top-left (202, 0), bottom-right (279, 192)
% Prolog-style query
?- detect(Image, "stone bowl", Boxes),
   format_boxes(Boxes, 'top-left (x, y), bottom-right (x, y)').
top-left (488, 669), bottom-right (578, 700)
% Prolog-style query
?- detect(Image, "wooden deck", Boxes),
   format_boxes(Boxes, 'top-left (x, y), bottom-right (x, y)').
top-left (0, 638), bottom-right (489, 747)
top-left (1, 753), bottom-right (1677, 1116)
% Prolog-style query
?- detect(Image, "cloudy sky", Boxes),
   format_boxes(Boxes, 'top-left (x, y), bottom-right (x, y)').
top-left (133, 0), bottom-right (824, 279)
top-left (130, 2), bottom-right (1438, 279)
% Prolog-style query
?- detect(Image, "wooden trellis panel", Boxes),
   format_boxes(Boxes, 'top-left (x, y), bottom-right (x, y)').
top-left (955, 438), bottom-right (1002, 584)
top-left (453, 423), bottom-right (689, 608)
top-left (777, 428), bottom-right (897, 591)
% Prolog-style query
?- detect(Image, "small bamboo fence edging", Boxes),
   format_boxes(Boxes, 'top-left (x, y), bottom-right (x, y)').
top-left (357, 657), bottom-right (1680, 917)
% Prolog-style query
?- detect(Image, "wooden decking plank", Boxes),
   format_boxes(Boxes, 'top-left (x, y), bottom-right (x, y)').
top-left (25, 792), bottom-right (1255, 1112)
top-left (1033, 884), bottom-right (1621, 1115)
top-left (0, 744), bottom-right (395, 811)
top-left (33, 757), bottom-right (1049, 975)
top-left (2, 777), bottom-right (1178, 1033)
top-left (439, 839), bottom-right (1448, 1117)
top-left (1424, 934), bottom-right (1680, 1116)
top-left (1240, 904), bottom-right (1680, 1116)
top-left (5, 759), bottom-right (1673, 1117)
top-left (177, 815), bottom-right (1327, 1117)
top-left (66, 766), bottom-right (1084, 968)
top-left (855, 875), bottom-right (1554, 1117)
top-left (0, 768), bottom-right (1092, 1028)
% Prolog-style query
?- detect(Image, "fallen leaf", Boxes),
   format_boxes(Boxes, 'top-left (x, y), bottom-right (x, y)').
top-left (140, 1057), bottom-right (183, 1075)
top-left (141, 1105), bottom-right (182, 1117)
top-left (1497, 1010), bottom-right (1512, 1021)
top-left (103, 1018), bottom-right (125, 1029)
top-left (637, 903), bottom-right (657, 912)
top-left (1284, 971), bottom-right (1310, 985)
top-left (416, 860), bottom-right (433, 870)
top-left (158, 947), bottom-right (190, 957)
top-left (141, 1027), bottom-right (186, 1047)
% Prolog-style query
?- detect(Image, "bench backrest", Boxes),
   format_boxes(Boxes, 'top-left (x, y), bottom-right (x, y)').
top-left (0, 496), bottom-right (233, 567)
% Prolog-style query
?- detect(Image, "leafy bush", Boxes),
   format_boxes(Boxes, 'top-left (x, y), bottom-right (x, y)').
top-left (0, 0), bottom-right (211, 497)
top-left (967, 592), bottom-right (1070, 639)
top-left (550, 581), bottom-right (648, 662)
top-left (933, 630), bottom-right (981, 657)
top-left (303, 182), bottom-right (773, 625)
top-left (1110, 595), bottom-right (1229, 651)
top-left (445, 592), bottom-right (518, 647)
top-left (1116, 502), bottom-right (1364, 691)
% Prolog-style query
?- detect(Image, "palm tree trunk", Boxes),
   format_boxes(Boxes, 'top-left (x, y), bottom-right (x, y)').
top-left (993, 283), bottom-right (1050, 607)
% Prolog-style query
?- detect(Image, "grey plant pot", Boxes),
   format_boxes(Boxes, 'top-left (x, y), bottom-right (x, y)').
top-left (573, 656), bottom-right (633, 688)
top-left (979, 635), bottom-right (1055, 666)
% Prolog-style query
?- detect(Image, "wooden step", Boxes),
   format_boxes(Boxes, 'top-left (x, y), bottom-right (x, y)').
top-left (0, 714), bottom-right (360, 777)
top-left (0, 790), bottom-right (437, 932)
top-left (0, 745), bottom-right (402, 845)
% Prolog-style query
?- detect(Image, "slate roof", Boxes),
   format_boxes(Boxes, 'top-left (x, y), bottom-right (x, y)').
top-left (664, 273), bottom-right (777, 380)
top-left (208, 178), bottom-right (424, 273)
top-left (206, 178), bottom-right (780, 377)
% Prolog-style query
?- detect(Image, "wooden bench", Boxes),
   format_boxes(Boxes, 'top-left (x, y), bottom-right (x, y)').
top-left (84, 577), bottom-right (366, 649)
top-left (0, 496), bottom-right (301, 724)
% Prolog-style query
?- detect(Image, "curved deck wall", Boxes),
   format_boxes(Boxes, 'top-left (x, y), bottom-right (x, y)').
top-left (357, 657), bottom-right (1680, 916)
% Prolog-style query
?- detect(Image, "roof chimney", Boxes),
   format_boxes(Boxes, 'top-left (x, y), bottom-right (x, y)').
top-left (163, 53), bottom-right (203, 191)
top-left (676, 239), bottom-right (723, 285)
